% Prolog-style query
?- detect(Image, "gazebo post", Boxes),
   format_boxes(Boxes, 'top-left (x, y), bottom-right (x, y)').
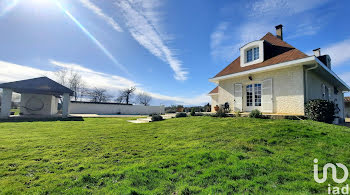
top-left (62, 93), bottom-right (70, 118)
top-left (0, 88), bottom-right (13, 118)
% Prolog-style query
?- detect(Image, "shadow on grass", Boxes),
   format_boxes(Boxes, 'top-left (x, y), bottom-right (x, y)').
top-left (0, 117), bottom-right (84, 123)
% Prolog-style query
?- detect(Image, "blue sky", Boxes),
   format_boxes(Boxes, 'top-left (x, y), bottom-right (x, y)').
top-left (0, 0), bottom-right (350, 105)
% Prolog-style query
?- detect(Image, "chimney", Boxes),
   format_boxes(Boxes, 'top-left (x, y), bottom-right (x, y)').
top-left (275, 24), bottom-right (283, 40)
top-left (313, 48), bottom-right (321, 57)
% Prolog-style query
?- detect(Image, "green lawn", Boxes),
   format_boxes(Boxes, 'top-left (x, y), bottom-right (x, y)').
top-left (0, 117), bottom-right (349, 194)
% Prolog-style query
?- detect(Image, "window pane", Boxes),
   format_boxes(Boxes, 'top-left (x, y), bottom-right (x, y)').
top-left (253, 47), bottom-right (259, 60)
top-left (254, 84), bottom-right (262, 106)
top-left (247, 49), bottom-right (253, 62)
top-left (246, 85), bottom-right (253, 106)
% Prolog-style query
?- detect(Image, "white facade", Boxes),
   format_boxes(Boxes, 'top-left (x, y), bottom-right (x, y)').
top-left (210, 57), bottom-right (349, 121)
top-left (69, 102), bottom-right (165, 115)
top-left (213, 65), bottom-right (305, 115)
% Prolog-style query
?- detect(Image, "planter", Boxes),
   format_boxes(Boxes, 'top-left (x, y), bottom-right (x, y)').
top-left (214, 105), bottom-right (220, 112)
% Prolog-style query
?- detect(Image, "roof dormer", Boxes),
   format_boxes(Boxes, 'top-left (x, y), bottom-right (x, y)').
top-left (240, 40), bottom-right (264, 67)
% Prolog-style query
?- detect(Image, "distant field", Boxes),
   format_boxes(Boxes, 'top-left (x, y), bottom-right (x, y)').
top-left (0, 117), bottom-right (349, 194)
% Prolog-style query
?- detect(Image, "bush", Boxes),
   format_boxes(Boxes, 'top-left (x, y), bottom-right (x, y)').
top-left (151, 114), bottom-right (163, 122)
top-left (249, 109), bottom-right (262, 118)
top-left (213, 108), bottom-right (228, 117)
top-left (235, 110), bottom-right (241, 117)
top-left (195, 113), bottom-right (204, 116)
top-left (305, 99), bottom-right (335, 123)
top-left (190, 108), bottom-right (196, 116)
top-left (176, 112), bottom-right (187, 118)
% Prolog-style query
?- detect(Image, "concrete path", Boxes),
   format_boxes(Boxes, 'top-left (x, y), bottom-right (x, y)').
top-left (128, 114), bottom-right (176, 123)
top-left (69, 114), bottom-right (147, 118)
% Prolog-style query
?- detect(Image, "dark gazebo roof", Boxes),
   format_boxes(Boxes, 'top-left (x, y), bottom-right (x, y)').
top-left (0, 77), bottom-right (74, 96)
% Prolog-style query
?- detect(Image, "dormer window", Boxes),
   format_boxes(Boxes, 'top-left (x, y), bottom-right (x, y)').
top-left (247, 47), bottom-right (259, 62)
top-left (240, 40), bottom-right (264, 67)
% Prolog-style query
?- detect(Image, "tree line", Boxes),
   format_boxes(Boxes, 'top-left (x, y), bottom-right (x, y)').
top-left (54, 68), bottom-right (152, 106)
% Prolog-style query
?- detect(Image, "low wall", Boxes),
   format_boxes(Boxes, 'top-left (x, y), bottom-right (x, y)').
top-left (69, 102), bottom-right (165, 115)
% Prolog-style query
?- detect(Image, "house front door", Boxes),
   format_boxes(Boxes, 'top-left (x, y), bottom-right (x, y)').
top-left (245, 83), bottom-right (262, 112)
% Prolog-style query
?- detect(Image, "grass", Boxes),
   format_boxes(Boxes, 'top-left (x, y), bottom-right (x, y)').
top-left (10, 109), bottom-right (20, 115)
top-left (0, 117), bottom-right (349, 194)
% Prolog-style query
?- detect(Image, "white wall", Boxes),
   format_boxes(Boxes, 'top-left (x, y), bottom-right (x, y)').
top-left (306, 70), bottom-right (345, 120)
top-left (20, 93), bottom-right (58, 115)
top-left (216, 65), bottom-right (305, 114)
top-left (69, 102), bottom-right (165, 115)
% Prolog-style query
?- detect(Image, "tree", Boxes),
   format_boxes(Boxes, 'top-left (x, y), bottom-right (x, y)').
top-left (136, 92), bottom-right (152, 106)
top-left (54, 68), bottom-right (85, 101)
top-left (88, 88), bottom-right (112, 103)
top-left (118, 87), bottom-right (136, 105)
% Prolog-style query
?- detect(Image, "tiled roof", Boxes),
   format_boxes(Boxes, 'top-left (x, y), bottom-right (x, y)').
top-left (345, 97), bottom-right (350, 102)
top-left (0, 77), bottom-right (74, 96)
top-left (209, 86), bottom-right (218, 94)
top-left (213, 32), bottom-right (308, 78)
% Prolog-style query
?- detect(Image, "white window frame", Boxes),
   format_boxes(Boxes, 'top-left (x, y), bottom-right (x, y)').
top-left (240, 40), bottom-right (264, 67)
top-left (246, 83), bottom-right (262, 111)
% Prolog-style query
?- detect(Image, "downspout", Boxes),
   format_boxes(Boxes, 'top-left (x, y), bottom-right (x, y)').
top-left (305, 62), bottom-right (319, 102)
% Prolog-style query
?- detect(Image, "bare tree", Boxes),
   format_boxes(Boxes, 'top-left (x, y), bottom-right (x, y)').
top-left (54, 68), bottom-right (68, 86)
top-left (54, 68), bottom-right (84, 101)
top-left (88, 88), bottom-right (112, 103)
top-left (136, 92), bottom-right (152, 106)
top-left (119, 86), bottom-right (136, 105)
top-left (115, 96), bottom-right (124, 104)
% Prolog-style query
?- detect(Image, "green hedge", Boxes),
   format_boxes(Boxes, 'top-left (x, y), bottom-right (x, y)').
top-left (305, 99), bottom-right (335, 123)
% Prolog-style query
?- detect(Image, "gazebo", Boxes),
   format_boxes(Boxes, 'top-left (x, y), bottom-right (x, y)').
top-left (0, 77), bottom-right (74, 118)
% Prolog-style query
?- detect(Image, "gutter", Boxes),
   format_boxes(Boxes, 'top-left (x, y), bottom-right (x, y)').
top-left (314, 58), bottom-right (350, 92)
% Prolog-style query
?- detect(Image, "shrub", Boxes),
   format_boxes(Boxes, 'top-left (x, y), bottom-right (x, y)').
top-left (305, 99), bottom-right (335, 123)
top-left (195, 113), bottom-right (204, 116)
top-left (235, 110), bottom-right (241, 117)
top-left (190, 108), bottom-right (196, 116)
top-left (249, 109), bottom-right (262, 118)
top-left (176, 112), bottom-right (187, 118)
top-left (213, 108), bottom-right (228, 117)
top-left (151, 114), bottom-right (163, 122)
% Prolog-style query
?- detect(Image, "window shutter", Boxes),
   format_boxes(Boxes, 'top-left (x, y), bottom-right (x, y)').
top-left (234, 83), bottom-right (243, 112)
top-left (262, 78), bottom-right (273, 113)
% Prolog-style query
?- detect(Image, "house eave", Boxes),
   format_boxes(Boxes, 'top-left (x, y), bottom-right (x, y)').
top-left (209, 56), bottom-right (315, 83)
top-left (314, 58), bottom-right (350, 92)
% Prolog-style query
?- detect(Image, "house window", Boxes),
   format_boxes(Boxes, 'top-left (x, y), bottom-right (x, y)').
top-left (246, 84), bottom-right (253, 106)
top-left (322, 84), bottom-right (329, 100)
top-left (254, 47), bottom-right (259, 60)
top-left (246, 83), bottom-right (262, 107)
top-left (246, 47), bottom-right (259, 63)
top-left (254, 84), bottom-right (262, 106)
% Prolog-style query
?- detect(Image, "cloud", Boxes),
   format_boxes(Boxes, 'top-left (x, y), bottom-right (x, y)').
top-left (250, 0), bottom-right (330, 18)
top-left (210, 21), bottom-right (271, 61)
top-left (0, 60), bottom-right (208, 105)
top-left (115, 0), bottom-right (188, 81)
top-left (323, 39), bottom-right (350, 66)
top-left (79, 0), bottom-right (123, 32)
top-left (211, 0), bottom-right (331, 61)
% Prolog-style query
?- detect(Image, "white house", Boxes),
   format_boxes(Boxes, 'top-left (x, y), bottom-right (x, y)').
top-left (209, 25), bottom-right (350, 122)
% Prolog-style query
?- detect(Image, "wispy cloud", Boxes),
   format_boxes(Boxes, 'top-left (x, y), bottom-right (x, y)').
top-left (79, 0), bottom-right (123, 32)
top-left (210, 21), bottom-right (272, 61)
top-left (250, 0), bottom-right (330, 18)
top-left (323, 39), bottom-right (350, 66)
top-left (0, 60), bottom-right (208, 105)
top-left (116, 0), bottom-right (188, 81)
top-left (211, 0), bottom-right (331, 61)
